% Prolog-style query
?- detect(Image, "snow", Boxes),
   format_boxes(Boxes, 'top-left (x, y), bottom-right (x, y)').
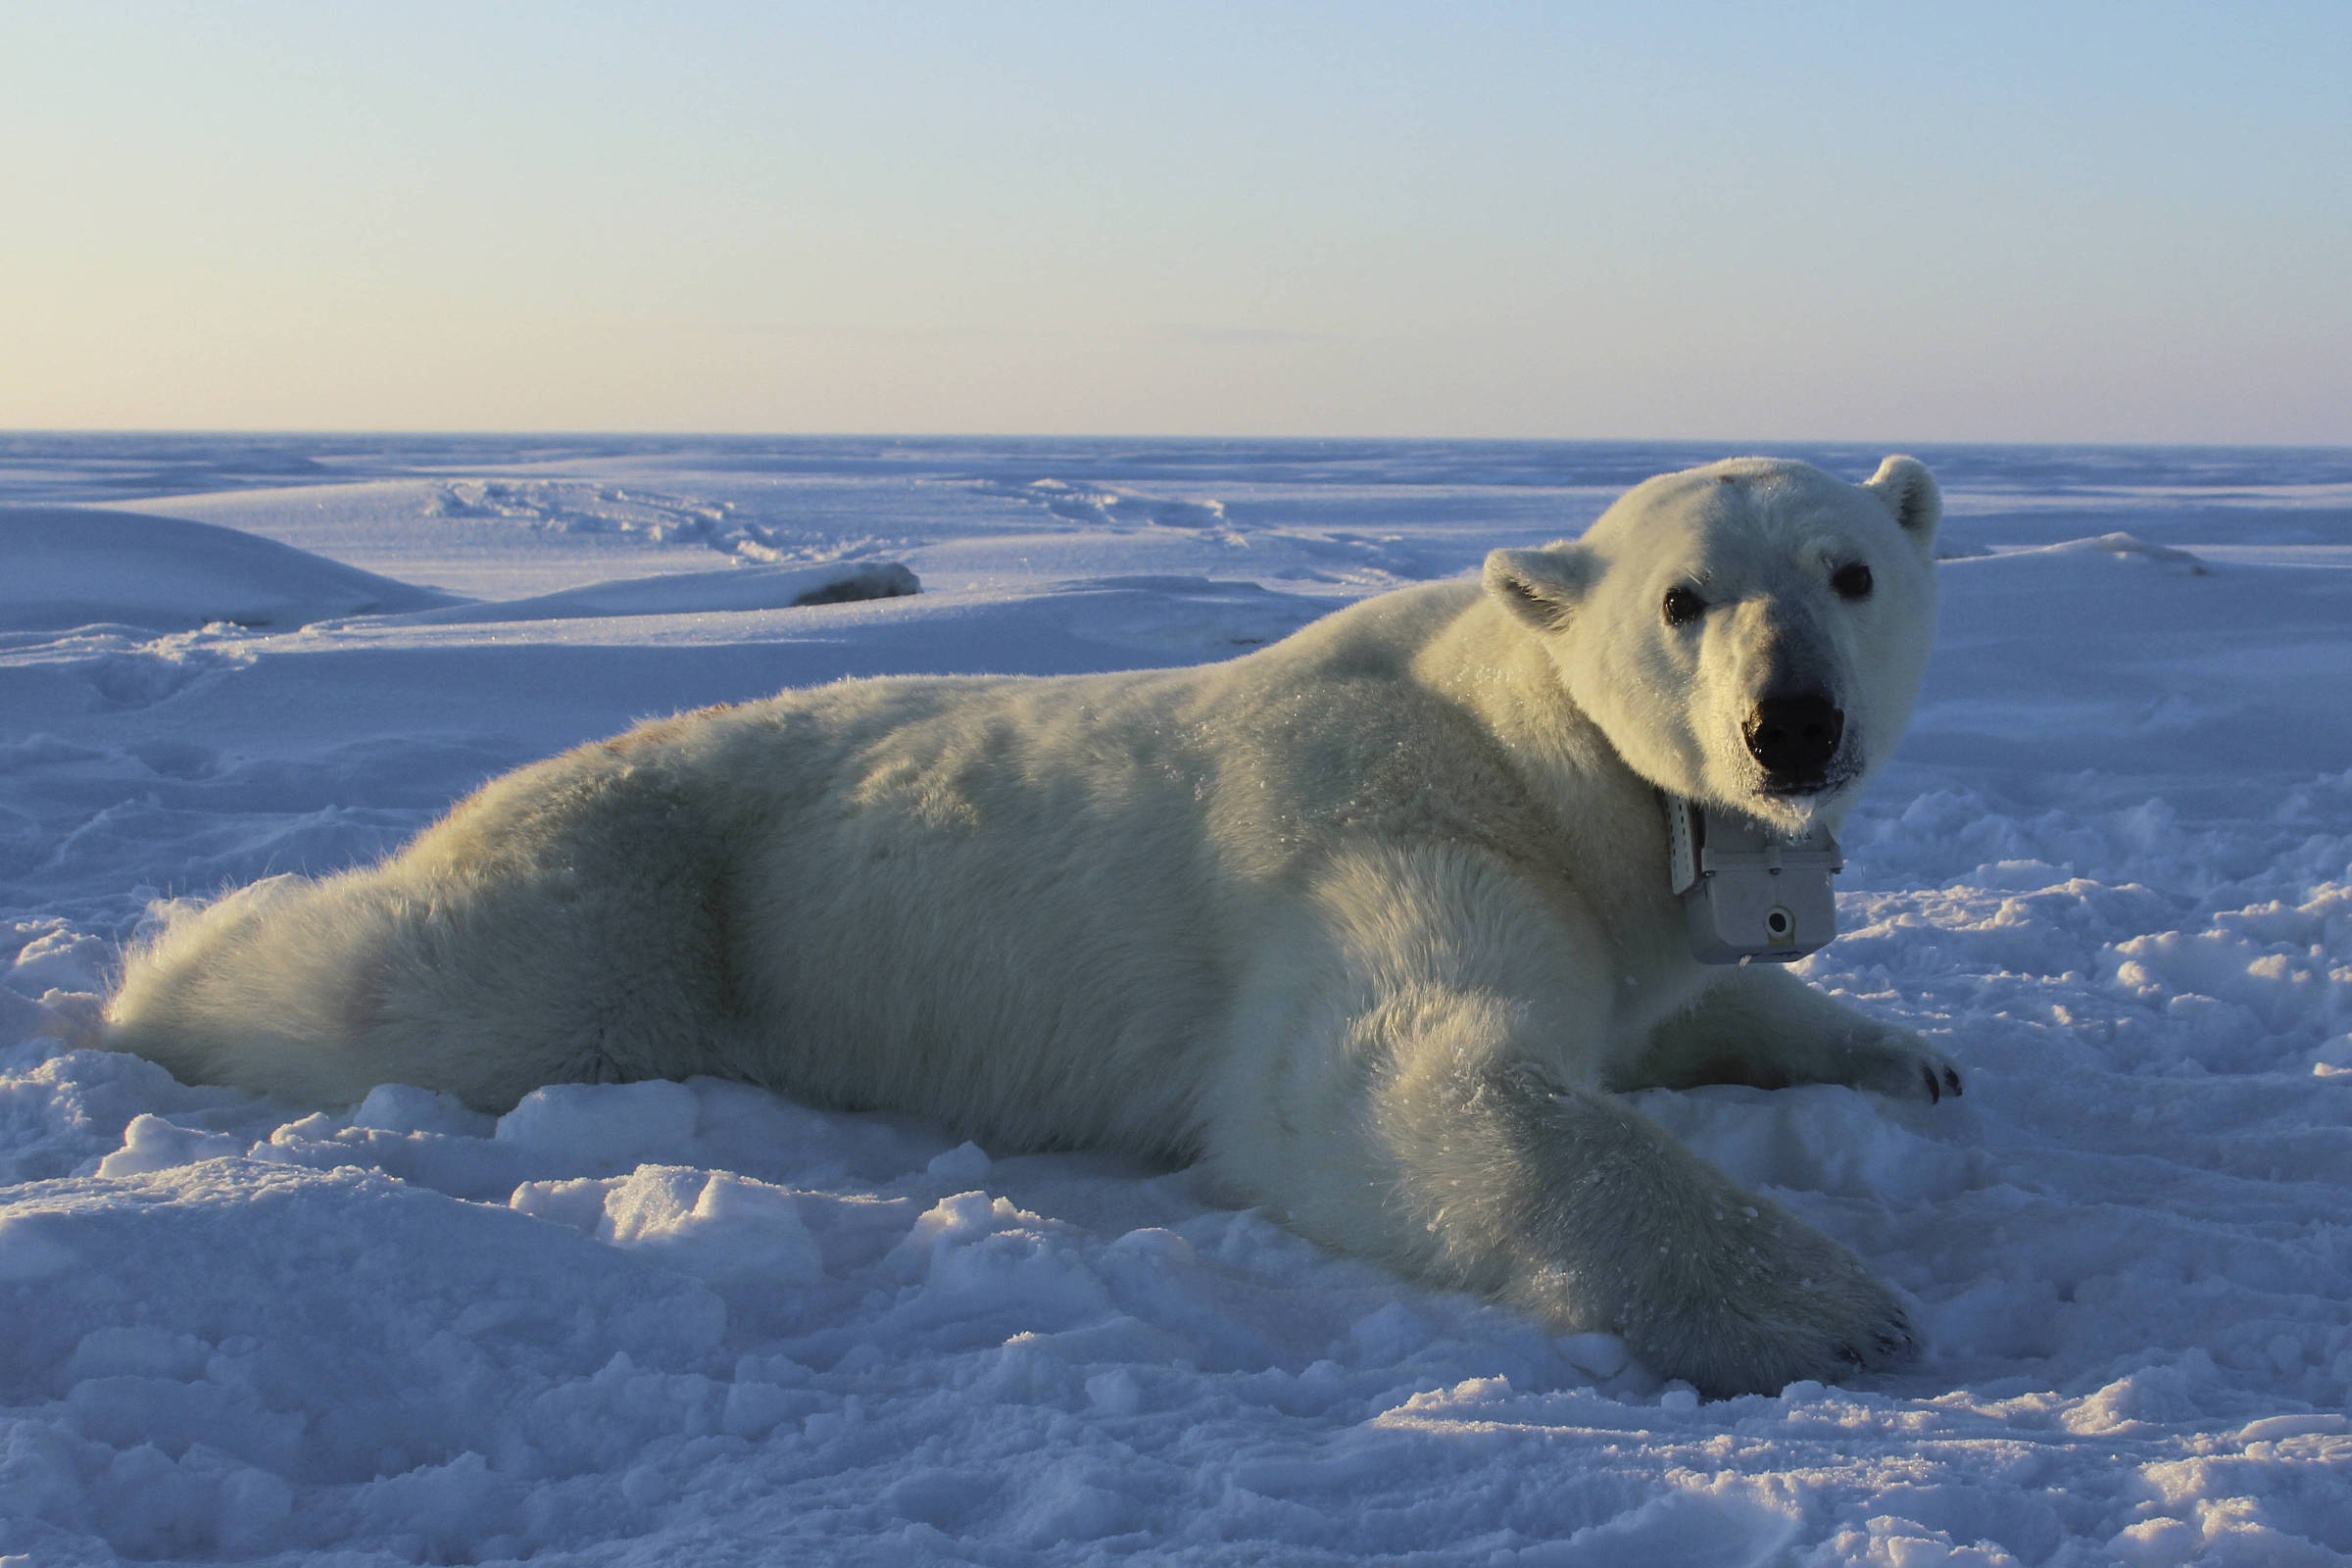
top-left (4, 433), bottom-right (2351, 1564)
top-left (0, 509), bottom-right (457, 635)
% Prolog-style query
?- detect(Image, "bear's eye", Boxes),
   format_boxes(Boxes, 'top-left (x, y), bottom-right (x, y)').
top-left (1662, 586), bottom-right (1705, 627)
top-left (1832, 563), bottom-right (1873, 600)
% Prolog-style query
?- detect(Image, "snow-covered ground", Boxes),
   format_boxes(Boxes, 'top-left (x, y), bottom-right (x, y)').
top-left (4, 433), bottom-right (2350, 1566)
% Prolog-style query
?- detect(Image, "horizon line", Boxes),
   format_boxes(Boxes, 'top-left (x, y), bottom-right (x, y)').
top-left (6, 428), bottom-right (2352, 456)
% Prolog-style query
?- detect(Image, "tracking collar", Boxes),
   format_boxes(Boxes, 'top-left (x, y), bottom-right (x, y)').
top-left (1662, 793), bottom-right (1843, 964)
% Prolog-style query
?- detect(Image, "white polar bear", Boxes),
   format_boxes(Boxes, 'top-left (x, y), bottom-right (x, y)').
top-left (108, 455), bottom-right (1957, 1397)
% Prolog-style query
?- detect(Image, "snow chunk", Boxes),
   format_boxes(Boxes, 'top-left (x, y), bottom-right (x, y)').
top-left (350, 1083), bottom-right (496, 1139)
top-left (96, 1113), bottom-right (248, 1177)
top-left (886, 1192), bottom-right (1111, 1330)
top-left (925, 1140), bottom-right (993, 1186)
top-left (1822, 1514), bottom-right (2024, 1566)
top-left (2063, 1358), bottom-right (2213, 1435)
top-left (7, 924), bottom-right (114, 992)
top-left (493, 1079), bottom-right (701, 1163)
top-left (511, 1164), bottom-right (822, 1285)
top-left (2239, 1413), bottom-right (2350, 1444)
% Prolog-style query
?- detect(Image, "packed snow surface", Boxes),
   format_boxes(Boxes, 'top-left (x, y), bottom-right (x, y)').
top-left (4, 433), bottom-right (2352, 1566)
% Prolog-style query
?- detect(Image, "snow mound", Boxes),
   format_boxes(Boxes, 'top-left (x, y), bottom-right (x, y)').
top-left (2035, 532), bottom-right (2211, 574)
top-left (368, 560), bottom-right (919, 626)
top-left (0, 508), bottom-right (459, 634)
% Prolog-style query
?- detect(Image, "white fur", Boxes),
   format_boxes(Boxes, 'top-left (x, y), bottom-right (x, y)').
top-left (109, 456), bottom-right (1953, 1396)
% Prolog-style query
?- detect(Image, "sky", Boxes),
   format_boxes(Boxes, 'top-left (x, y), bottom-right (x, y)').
top-left (3, 2), bottom-right (2348, 444)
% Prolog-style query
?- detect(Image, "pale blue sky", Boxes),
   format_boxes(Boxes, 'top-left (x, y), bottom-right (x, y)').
top-left (5, 2), bottom-right (2347, 441)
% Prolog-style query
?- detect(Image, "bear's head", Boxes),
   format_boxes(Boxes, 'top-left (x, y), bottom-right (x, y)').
top-left (1483, 456), bottom-right (1940, 835)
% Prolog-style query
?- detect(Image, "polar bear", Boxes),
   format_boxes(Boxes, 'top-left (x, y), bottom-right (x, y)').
top-left (108, 455), bottom-right (1956, 1397)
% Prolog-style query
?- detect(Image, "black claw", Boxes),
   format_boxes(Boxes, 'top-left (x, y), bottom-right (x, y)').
top-left (1839, 1328), bottom-right (1914, 1370)
top-left (1942, 1066), bottom-right (1964, 1099)
top-left (1922, 1063), bottom-right (1940, 1103)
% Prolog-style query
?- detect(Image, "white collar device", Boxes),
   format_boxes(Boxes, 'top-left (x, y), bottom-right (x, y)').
top-left (1662, 794), bottom-right (1843, 964)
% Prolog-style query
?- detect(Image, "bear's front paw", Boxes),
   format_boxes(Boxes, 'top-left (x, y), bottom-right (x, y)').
top-left (1838, 1031), bottom-right (1963, 1104)
top-left (1619, 1199), bottom-right (1917, 1399)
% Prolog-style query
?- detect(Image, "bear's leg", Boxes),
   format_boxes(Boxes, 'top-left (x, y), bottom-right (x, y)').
top-left (1205, 844), bottom-right (1916, 1397)
top-left (1630, 964), bottom-right (1963, 1102)
top-left (1380, 1056), bottom-right (1918, 1397)
top-left (109, 831), bottom-right (741, 1111)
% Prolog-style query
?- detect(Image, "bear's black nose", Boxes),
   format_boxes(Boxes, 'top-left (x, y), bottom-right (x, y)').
top-left (1744, 693), bottom-right (1844, 787)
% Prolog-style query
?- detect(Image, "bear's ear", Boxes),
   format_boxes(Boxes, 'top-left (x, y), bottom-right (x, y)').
top-left (1483, 546), bottom-right (1593, 633)
top-left (1864, 455), bottom-right (1940, 558)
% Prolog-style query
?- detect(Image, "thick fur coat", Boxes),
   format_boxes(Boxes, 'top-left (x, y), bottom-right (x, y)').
top-left (109, 455), bottom-right (1955, 1396)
